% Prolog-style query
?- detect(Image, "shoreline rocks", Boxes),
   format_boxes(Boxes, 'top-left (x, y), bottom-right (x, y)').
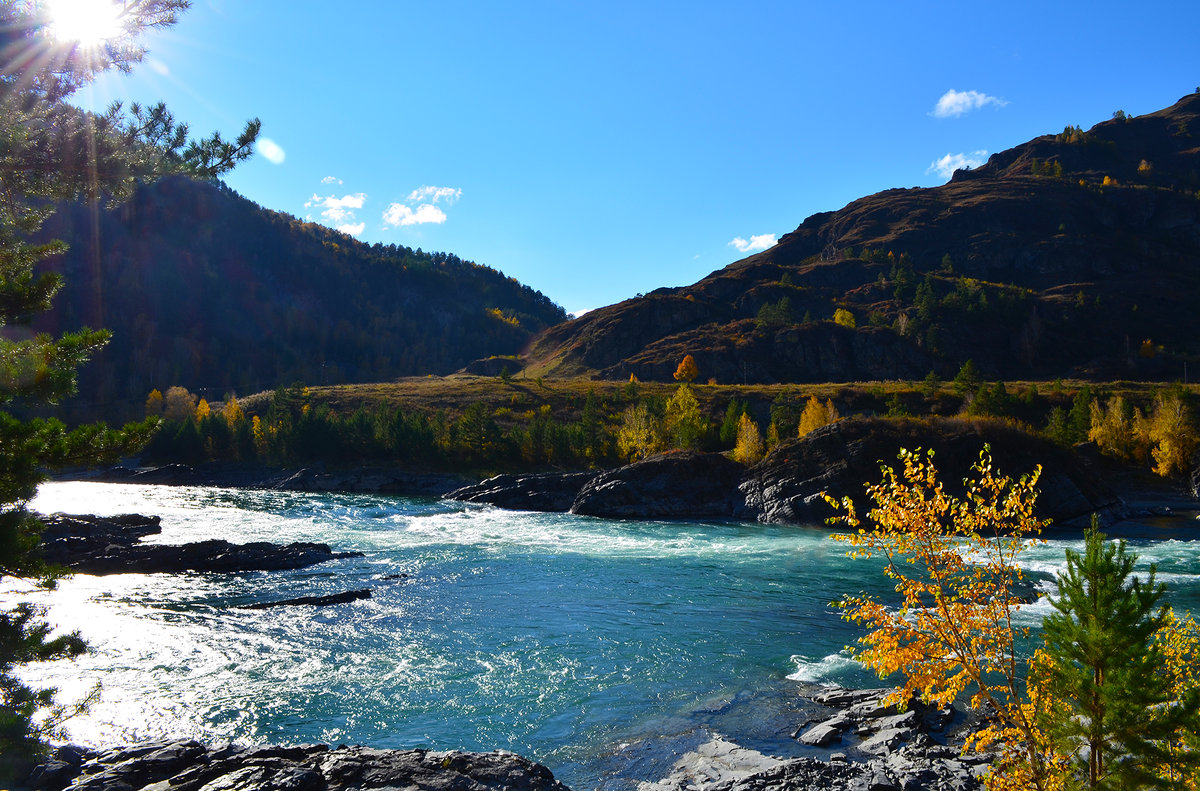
top-left (37, 513), bottom-right (363, 575)
top-left (639, 685), bottom-right (991, 791)
top-left (23, 741), bottom-right (570, 791)
top-left (22, 686), bottom-right (991, 791)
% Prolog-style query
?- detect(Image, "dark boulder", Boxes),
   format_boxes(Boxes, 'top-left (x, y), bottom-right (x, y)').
top-left (571, 451), bottom-right (747, 519)
top-left (446, 471), bottom-right (597, 512)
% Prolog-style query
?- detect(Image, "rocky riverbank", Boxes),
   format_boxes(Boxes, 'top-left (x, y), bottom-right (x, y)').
top-left (20, 685), bottom-right (991, 791)
top-left (22, 742), bottom-right (570, 791)
top-left (450, 417), bottom-right (1141, 528)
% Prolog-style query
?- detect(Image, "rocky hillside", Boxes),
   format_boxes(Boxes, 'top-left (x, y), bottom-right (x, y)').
top-left (528, 92), bottom-right (1200, 384)
top-left (34, 176), bottom-right (567, 421)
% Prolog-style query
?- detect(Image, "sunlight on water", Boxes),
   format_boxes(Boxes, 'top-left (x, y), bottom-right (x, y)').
top-left (7, 482), bottom-right (1200, 788)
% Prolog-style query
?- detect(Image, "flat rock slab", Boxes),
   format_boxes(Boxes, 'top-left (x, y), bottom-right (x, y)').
top-left (637, 736), bottom-right (784, 791)
top-left (37, 513), bottom-right (363, 575)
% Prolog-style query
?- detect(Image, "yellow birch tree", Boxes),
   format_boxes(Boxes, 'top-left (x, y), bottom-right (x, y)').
top-left (797, 396), bottom-right (839, 437)
top-left (731, 413), bottom-right (764, 465)
top-left (827, 448), bottom-right (1064, 791)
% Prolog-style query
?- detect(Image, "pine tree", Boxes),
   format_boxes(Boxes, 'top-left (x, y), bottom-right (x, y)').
top-left (719, 398), bottom-right (746, 446)
top-left (1036, 526), bottom-right (1200, 790)
top-left (0, 0), bottom-right (258, 774)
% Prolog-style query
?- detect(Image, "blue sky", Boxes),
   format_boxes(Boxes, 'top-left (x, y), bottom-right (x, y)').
top-left (74, 0), bottom-right (1200, 316)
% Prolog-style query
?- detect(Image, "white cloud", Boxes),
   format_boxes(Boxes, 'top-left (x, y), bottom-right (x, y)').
top-left (304, 192), bottom-right (367, 225)
top-left (927, 150), bottom-right (988, 180)
top-left (406, 185), bottom-right (461, 204)
top-left (146, 57), bottom-right (169, 76)
top-left (321, 175), bottom-right (343, 185)
top-left (337, 222), bottom-right (366, 236)
top-left (729, 234), bottom-right (777, 253)
top-left (931, 89), bottom-right (1008, 118)
top-left (570, 307), bottom-right (595, 318)
top-left (382, 203), bottom-right (448, 227)
top-left (256, 137), bottom-right (286, 165)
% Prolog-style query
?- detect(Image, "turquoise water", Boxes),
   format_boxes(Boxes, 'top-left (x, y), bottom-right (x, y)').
top-left (7, 482), bottom-right (1200, 788)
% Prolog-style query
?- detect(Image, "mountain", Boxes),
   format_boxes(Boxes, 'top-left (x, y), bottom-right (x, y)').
top-left (33, 176), bottom-right (567, 421)
top-left (527, 92), bottom-right (1200, 385)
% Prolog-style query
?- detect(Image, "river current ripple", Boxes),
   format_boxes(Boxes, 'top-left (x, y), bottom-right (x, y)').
top-left (6, 482), bottom-right (1200, 789)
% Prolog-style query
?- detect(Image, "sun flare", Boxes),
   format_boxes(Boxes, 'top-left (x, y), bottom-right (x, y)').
top-left (42, 0), bottom-right (127, 49)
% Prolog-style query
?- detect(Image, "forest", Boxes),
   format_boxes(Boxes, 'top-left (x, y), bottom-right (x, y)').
top-left (32, 176), bottom-right (567, 423)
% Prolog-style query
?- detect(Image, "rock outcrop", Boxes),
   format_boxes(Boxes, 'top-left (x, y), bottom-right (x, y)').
top-left (446, 472), bottom-right (597, 512)
top-left (446, 417), bottom-right (1123, 528)
top-left (446, 452), bottom-right (747, 520)
top-left (24, 740), bottom-right (570, 791)
top-left (571, 452), bottom-right (746, 519)
top-left (739, 417), bottom-right (1121, 527)
top-left (37, 513), bottom-right (363, 575)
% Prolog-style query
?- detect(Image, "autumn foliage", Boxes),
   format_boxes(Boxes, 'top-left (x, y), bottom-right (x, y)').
top-left (673, 354), bottom-right (699, 383)
top-left (829, 448), bottom-right (1200, 790)
top-left (827, 448), bottom-right (1057, 788)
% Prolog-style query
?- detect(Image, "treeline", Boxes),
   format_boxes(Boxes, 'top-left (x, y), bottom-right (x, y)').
top-left (142, 357), bottom-right (1200, 482)
top-left (141, 365), bottom-right (836, 471)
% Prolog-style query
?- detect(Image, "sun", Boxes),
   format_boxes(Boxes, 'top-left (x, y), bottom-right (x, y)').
top-left (42, 0), bottom-right (127, 49)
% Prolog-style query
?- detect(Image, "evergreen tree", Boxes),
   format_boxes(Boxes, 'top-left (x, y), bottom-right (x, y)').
top-left (1036, 526), bottom-right (1200, 790)
top-left (580, 388), bottom-right (604, 460)
top-left (719, 398), bottom-right (747, 446)
top-left (952, 359), bottom-right (982, 398)
top-left (0, 0), bottom-right (258, 773)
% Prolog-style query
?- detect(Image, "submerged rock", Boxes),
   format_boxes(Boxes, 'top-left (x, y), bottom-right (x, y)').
top-left (26, 740), bottom-right (570, 791)
top-left (37, 513), bottom-right (363, 575)
top-left (238, 589), bottom-right (373, 609)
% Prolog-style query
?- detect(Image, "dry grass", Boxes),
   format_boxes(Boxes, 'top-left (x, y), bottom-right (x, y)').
top-left (237, 374), bottom-right (1196, 426)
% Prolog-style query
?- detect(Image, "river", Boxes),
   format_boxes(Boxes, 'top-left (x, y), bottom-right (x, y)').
top-left (6, 482), bottom-right (1200, 789)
